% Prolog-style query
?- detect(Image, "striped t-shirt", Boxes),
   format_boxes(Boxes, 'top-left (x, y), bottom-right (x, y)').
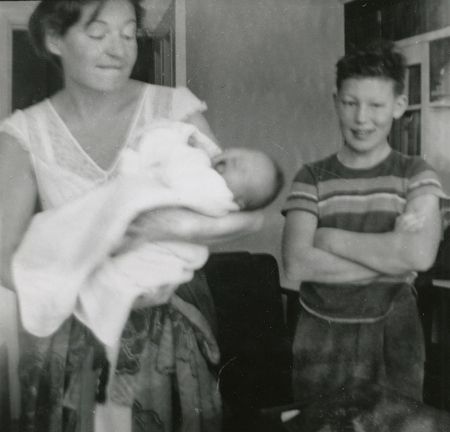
top-left (282, 150), bottom-right (443, 321)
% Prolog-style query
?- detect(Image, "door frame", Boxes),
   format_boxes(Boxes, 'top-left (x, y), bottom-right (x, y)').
top-left (0, 1), bottom-right (39, 121)
top-left (0, 0), bottom-right (187, 420)
top-left (0, 0), bottom-right (187, 120)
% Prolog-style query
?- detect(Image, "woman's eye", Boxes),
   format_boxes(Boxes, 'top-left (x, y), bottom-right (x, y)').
top-left (122, 24), bottom-right (137, 41)
top-left (122, 33), bottom-right (136, 41)
top-left (88, 33), bottom-right (105, 40)
top-left (87, 23), bottom-right (107, 39)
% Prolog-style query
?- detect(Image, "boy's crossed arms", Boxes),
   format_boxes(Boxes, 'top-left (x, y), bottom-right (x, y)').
top-left (283, 193), bottom-right (441, 284)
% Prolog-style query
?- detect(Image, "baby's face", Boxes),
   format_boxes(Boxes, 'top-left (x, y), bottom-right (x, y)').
top-left (212, 148), bottom-right (277, 210)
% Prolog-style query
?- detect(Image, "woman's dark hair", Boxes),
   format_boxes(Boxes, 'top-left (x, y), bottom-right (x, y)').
top-left (336, 39), bottom-right (406, 96)
top-left (29, 0), bottom-right (144, 60)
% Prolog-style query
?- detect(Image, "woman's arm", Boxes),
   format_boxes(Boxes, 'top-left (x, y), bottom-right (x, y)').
top-left (125, 208), bottom-right (264, 248)
top-left (0, 132), bottom-right (38, 290)
top-left (282, 210), bottom-right (382, 284)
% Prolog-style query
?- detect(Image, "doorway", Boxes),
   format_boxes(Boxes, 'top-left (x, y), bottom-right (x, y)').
top-left (0, 0), bottom-right (185, 117)
top-left (0, 0), bottom-right (185, 423)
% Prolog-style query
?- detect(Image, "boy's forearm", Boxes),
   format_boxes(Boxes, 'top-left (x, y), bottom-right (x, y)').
top-left (282, 210), bottom-right (382, 284)
top-left (315, 227), bottom-right (439, 275)
top-left (283, 244), bottom-right (381, 284)
top-left (315, 193), bottom-right (442, 275)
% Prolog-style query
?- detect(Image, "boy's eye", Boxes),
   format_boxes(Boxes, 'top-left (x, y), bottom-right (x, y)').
top-left (342, 100), bottom-right (356, 106)
top-left (86, 23), bottom-right (107, 39)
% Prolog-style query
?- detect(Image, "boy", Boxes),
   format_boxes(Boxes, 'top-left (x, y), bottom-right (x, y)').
top-left (281, 39), bottom-right (443, 403)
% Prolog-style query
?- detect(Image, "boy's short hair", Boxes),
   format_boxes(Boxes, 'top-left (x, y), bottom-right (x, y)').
top-left (336, 39), bottom-right (406, 96)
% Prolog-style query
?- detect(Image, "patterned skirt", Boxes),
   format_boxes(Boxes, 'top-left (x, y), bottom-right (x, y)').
top-left (18, 277), bottom-right (222, 432)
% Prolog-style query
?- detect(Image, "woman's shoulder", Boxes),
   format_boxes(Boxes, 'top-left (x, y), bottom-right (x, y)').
top-left (0, 98), bottom-right (55, 154)
top-left (0, 107), bottom-right (31, 151)
top-left (137, 81), bottom-right (207, 121)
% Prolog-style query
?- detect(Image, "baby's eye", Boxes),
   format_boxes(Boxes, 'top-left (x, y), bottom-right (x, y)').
top-left (86, 23), bottom-right (107, 39)
top-left (371, 103), bottom-right (384, 108)
top-left (342, 100), bottom-right (356, 106)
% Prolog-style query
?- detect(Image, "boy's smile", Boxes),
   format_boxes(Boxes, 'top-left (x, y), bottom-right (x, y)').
top-left (334, 77), bottom-right (407, 168)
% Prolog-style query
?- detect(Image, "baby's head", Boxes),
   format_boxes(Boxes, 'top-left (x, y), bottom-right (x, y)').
top-left (212, 148), bottom-right (284, 210)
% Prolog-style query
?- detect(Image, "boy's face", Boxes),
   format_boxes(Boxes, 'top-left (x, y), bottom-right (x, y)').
top-left (334, 77), bottom-right (407, 159)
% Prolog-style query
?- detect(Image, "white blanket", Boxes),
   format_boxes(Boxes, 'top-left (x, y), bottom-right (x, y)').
top-left (12, 121), bottom-right (238, 347)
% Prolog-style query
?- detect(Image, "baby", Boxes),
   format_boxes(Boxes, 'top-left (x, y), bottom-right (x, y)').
top-left (86, 120), bottom-right (285, 346)
top-left (121, 119), bottom-right (284, 213)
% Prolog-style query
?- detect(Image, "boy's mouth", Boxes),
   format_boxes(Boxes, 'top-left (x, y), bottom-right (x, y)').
top-left (352, 129), bottom-right (373, 139)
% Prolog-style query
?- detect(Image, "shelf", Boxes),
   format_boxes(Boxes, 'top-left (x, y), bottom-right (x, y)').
top-left (433, 279), bottom-right (450, 289)
top-left (428, 103), bottom-right (450, 109)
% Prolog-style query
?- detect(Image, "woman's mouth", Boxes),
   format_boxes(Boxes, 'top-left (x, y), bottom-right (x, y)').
top-left (97, 65), bottom-right (123, 70)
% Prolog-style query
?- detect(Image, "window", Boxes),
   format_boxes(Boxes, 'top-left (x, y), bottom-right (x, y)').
top-left (392, 29), bottom-right (450, 193)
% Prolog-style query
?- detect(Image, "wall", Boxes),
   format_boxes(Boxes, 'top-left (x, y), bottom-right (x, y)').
top-left (185, 0), bottom-right (345, 288)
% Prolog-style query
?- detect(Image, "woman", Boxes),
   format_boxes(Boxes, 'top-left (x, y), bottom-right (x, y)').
top-left (0, 0), bottom-right (262, 430)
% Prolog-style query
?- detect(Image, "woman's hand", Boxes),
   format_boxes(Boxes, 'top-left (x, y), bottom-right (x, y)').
top-left (131, 291), bottom-right (175, 309)
top-left (126, 207), bottom-right (264, 246)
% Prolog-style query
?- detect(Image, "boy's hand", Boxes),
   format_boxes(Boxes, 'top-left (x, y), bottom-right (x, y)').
top-left (395, 211), bottom-right (427, 233)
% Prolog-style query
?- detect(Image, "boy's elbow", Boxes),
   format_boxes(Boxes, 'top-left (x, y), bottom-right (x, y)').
top-left (283, 260), bottom-right (309, 282)
top-left (410, 250), bottom-right (438, 273)
top-left (284, 268), bottom-right (300, 282)
top-left (401, 243), bottom-right (439, 273)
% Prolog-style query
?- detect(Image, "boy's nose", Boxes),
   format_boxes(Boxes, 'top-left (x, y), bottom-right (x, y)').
top-left (355, 105), bottom-right (368, 123)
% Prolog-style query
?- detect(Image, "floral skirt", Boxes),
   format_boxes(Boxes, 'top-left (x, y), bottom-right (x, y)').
top-left (19, 278), bottom-right (222, 432)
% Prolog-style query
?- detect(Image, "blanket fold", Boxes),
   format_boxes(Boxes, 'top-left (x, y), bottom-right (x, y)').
top-left (12, 120), bottom-right (237, 349)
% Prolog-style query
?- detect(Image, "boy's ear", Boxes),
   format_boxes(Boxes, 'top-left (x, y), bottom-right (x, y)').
top-left (45, 32), bottom-right (62, 57)
top-left (393, 94), bottom-right (408, 119)
top-left (333, 92), bottom-right (339, 111)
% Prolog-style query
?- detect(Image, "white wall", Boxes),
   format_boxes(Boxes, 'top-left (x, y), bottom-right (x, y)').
top-left (185, 0), bottom-right (345, 288)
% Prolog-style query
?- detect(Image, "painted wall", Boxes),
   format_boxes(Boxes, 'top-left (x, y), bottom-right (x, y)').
top-left (185, 0), bottom-right (345, 288)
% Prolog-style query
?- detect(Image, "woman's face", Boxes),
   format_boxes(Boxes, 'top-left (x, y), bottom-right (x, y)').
top-left (48, 0), bottom-right (138, 92)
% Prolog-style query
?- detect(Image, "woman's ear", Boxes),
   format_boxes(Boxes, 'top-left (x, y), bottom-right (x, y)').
top-left (393, 94), bottom-right (408, 119)
top-left (45, 32), bottom-right (62, 56)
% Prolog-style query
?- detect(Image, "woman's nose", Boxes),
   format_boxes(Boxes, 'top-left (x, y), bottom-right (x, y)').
top-left (106, 34), bottom-right (126, 58)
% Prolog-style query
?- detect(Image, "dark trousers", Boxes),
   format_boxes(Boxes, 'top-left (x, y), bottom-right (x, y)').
top-left (292, 297), bottom-right (425, 403)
